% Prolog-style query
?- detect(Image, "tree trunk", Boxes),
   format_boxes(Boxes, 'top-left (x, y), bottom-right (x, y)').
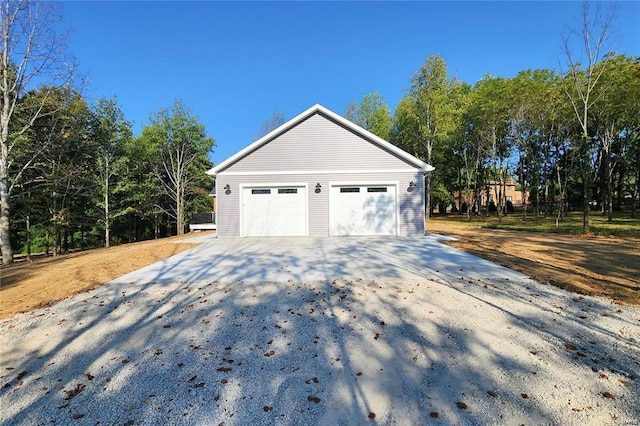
top-left (632, 147), bottom-right (640, 219)
top-left (105, 173), bottom-right (110, 248)
top-left (521, 158), bottom-right (527, 221)
top-left (0, 175), bottom-right (12, 264)
top-left (606, 154), bottom-right (613, 223)
top-left (0, 110), bottom-right (12, 264)
top-left (26, 214), bottom-right (31, 260)
top-left (582, 147), bottom-right (591, 234)
top-left (425, 172), bottom-right (432, 224)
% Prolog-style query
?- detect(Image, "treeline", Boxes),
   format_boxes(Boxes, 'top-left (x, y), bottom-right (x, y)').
top-left (9, 93), bottom-right (214, 257)
top-left (346, 52), bottom-right (639, 230)
top-left (1, 2), bottom-right (216, 265)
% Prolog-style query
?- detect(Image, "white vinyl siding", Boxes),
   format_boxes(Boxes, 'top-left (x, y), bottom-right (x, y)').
top-left (216, 172), bottom-right (423, 238)
top-left (221, 113), bottom-right (414, 174)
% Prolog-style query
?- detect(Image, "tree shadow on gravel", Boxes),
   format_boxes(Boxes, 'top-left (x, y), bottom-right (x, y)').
top-left (0, 239), bottom-right (638, 425)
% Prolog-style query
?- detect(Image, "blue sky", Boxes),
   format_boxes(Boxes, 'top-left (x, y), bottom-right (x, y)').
top-left (62, 1), bottom-right (640, 165)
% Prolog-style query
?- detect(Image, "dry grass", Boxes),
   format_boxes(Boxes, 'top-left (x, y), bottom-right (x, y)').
top-left (2, 219), bottom-right (639, 321)
top-left (428, 216), bottom-right (640, 306)
top-left (0, 234), bottom-right (207, 319)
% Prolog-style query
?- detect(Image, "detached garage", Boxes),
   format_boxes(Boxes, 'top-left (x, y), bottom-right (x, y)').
top-left (207, 104), bottom-right (433, 238)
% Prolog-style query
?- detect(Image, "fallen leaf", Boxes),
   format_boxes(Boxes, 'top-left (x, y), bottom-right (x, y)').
top-left (487, 390), bottom-right (497, 398)
top-left (307, 395), bottom-right (321, 403)
top-left (17, 371), bottom-right (27, 379)
top-left (63, 383), bottom-right (86, 400)
top-left (602, 392), bottom-right (615, 399)
top-left (521, 393), bottom-right (529, 399)
top-left (188, 375), bottom-right (197, 382)
top-left (368, 412), bottom-right (376, 419)
top-left (430, 412), bottom-right (439, 418)
top-left (85, 373), bottom-right (94, 381)
top-left (564, 343), bottom-right (577, 351)
top-left (194, 382), bottom-right (205, 388)
top-left (72, 413), bottom-right (84, 420)
top-left (216, 367), bottom-right (232, 373)
top-left (263, 406), bottom-right (272, 412)
top-left (456, 402), bottom-right (467, 409)
top-left (220, 379), bottom-right (228, 384)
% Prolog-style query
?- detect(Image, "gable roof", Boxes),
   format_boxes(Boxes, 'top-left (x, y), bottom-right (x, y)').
top-left (207, 103), bottom-right (434, 175)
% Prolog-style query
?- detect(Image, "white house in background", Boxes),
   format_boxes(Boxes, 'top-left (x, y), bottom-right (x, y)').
top-left (206, 104), bottom-right (434, 238)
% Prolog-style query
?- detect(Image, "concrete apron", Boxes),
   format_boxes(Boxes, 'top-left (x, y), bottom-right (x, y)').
top-left (111, 235), bottom-right (528, 285)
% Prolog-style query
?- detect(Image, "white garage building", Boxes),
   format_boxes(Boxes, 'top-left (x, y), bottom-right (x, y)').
top-left (207, 104), bottom-right (433, 238)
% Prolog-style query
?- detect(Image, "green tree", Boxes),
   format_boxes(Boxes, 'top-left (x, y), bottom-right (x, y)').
top-left (15, 86), bottom-right (93, 255)
top-left (345, 92), bottom-right (392, 140)
top-left (90, 96), bottom-right (133, 247)
top-left (507, 69), bottom-right (565, 224)
top-left (404, 55), bottom-right (457, 220)
top-left (591, 54), bottom-right (639, 221)
top-left (139, 100), bottom-right (215, 235)
top-left (1, 0), bottom-right (75, 264)
top-left (561, 1), bottom-right (616, 233)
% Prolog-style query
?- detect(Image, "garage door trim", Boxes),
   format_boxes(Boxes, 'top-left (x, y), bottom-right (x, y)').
top-left (328, 180), bottom-right (400, 236)
top-left (239, 182), bottom-right (309, 237)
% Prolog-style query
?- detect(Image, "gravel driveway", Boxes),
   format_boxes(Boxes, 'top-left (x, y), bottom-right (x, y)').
top-left (1, 235), bottom-right (638, 425)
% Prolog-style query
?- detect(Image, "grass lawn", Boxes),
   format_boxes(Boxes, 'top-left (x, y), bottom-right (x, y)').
top-left (431, 211), bottom-right (640, 238)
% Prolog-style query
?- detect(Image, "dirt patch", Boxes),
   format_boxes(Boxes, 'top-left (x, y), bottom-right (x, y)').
top-left (428, 219), bottom-right (640, 306)
top-left (2, 223), bottom-right (639, 319)
top-left (0, 234), bottom-right (208, 319)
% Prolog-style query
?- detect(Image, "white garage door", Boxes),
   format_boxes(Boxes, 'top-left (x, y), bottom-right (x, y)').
top-left (242, 186), bottom-right (307, 236)
top-left (330, 184), bottom-right (397, 236)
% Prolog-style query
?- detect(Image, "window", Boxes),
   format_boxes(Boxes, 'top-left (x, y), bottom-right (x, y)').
top-left (278, 188), bottom-right (298, 194)
top-left (251, 189), bottom-right (271, 195)
top-left (340, 187), bottom-right (360, 193)
top-left (367, 187), bottom-right (387, 193)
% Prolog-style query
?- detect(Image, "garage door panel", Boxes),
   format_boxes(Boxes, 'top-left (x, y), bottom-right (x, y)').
top-left (330, 184), bottom-right (397, 236)
top-left (242, 186), bottom-right (306, 237)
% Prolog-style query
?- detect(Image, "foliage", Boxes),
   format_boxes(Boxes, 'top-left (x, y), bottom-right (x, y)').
top-left (1, 0), bottom-right (75, 264)
top-left (2, 1), bottom-right (638, 256)
top-left (345, 92), bottom-right (393, 140)
top-left (138, 100), bottom-right (215, 235)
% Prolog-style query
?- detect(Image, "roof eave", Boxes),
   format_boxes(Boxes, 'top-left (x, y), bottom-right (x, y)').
top-left (209, 103), bottom-right (434, 174)
top-left (208, 104), bottom-right (323, 175)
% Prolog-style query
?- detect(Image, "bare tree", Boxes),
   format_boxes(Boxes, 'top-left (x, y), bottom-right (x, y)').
top-left (256, 111), bottom-right (285, 138)
top-left (1, 0), bottom-right (74, 264)
top-left (561, 1), bottom-right (616, 234)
